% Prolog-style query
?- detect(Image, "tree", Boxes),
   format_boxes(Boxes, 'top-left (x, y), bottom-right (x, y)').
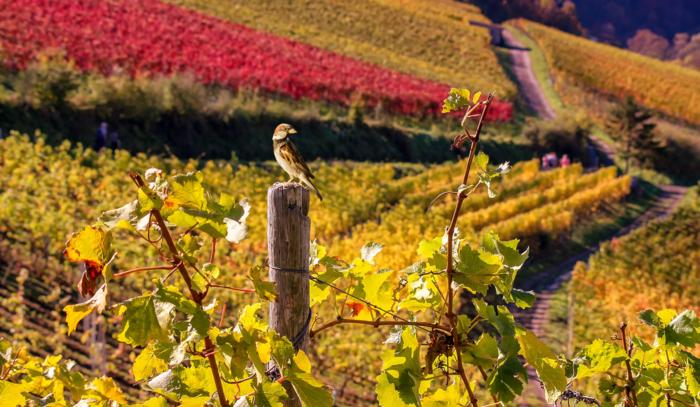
top-left (606, 96), bottom-right (661, 173)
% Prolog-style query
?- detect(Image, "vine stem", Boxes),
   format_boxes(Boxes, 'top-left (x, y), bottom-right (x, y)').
top-left (112, 264), bottom-right (176, 279)
top-left (619, 323), bottom-right (638, 407)
top-left (444, 94), bottom-right (493, 407)
top-left (150, 207), bottom-right (230, 407)
top-left (309, 318), bottom-right (452, 338)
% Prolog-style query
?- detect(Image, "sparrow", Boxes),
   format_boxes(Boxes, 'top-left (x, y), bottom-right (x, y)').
top-left (272, 123), bottom-right (323, 201)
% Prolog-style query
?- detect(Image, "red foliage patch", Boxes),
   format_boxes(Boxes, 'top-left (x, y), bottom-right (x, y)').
top-left (0, 0), bottom-right (512, 120)
top-left (346, 301), bottom-right (365, 317)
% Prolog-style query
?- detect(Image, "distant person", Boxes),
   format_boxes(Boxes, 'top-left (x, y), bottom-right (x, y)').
top-left (108, 130), bottom-right (121, 152)
top-left (560, 154), bottom-right (571, 167)
top-left (541, 155), bottom-right (549, 170)
top-left (547, 152), bottom-right (559, 168)
top-left (586, 144), bottom-right (599, 169)
top-left (94, 122), bottom-right (108, 150)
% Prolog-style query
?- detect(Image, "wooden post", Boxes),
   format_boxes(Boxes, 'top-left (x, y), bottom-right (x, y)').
top-left (267, 183), bottom-right (311, 406)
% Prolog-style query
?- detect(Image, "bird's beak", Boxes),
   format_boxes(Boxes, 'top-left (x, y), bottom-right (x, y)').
top-left (288, 128), bottom-right (297, 134)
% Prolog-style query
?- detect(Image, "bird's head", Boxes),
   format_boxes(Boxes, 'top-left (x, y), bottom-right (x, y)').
top-left (273, 123), bottom-right (297, 141)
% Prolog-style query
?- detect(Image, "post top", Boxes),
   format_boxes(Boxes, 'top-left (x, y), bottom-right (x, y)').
top-left (267, 182), bottom-right (310, 215)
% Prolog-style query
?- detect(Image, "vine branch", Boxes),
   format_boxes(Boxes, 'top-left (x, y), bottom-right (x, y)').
top-left (444, 93), bottom-right (493, 406)
top-left (619, 322), bottom-right (638, 407)
top-left (112, 264), bottom-right (177, 279)
top-left (309, 318), bottom-right (451, 338)
top-left (130, 172), bottom-right (230, 407)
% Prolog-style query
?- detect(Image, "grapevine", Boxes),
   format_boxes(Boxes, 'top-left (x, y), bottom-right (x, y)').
top-left (0, 88), bottom-right (697, 406)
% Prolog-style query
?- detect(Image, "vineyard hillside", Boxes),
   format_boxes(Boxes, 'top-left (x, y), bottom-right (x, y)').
top-left (165, 0), bottom-right (516, 99)
top-left (571, 187), bottom-right (700, 346)
top-left (511, 19), bottom-right (700, 126)
top-left (0, 133), bottom-right (632, 404)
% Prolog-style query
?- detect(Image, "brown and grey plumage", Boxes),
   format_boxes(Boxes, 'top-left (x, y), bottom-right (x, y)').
top-left (272, 123), bottom-right (323, 201)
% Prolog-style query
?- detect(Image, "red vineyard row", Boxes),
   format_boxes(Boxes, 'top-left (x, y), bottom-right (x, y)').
top-left (0, 0), bottom-right (512, 120)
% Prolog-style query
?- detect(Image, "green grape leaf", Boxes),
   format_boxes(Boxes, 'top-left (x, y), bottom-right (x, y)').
top-left (287, 372), bottom-right (333, 407)
top-left (249, 265), bottom-right (276, 301)
top-left (417, 237), bottom-right (446, 272)
top-left (167, 172), bottom-right (206, 209)
top-left (482, 232), bottom-right (528, 271)
top-left (639, 308), bottom-right (672, 329)
top-left (512, 289), bottom-right (536, 309)
top-left (516, 328), bottom-right (567, 403)
top-left (137, 186), bottom-right (163, 212)
top-left (237, 303), bottom-right (268, 335)
top-left (475, 151), bottom-right (489, 171)
top-left (455, 315), bottom-right (472, 337)
top-left (248, 381), bottom-right (287, 407)
top-left (64, 284), bottom-right (108, 335)
top-left (216, 333), bottom-right (251, 380)
top-left (461, 333), bottom-right (499, 370)
top-left (423, 383), bottom-right (469, 407)
top-left (181, 365), bottom-right (217, 395)
top-left (191, 263), bottom-right (221, 294)
top-left (99, 200), bottom-right (139, 230)
top-left (265, 339), bottom-right (331, 407)
top-left (133, 343), bottom-right (169, 382)
top-left (310, 267), bottom-right (342, 307)
top-left (153, 284), bottom-right (210, 337)
top-left (473, 299), bottom-right (516, 337)
top-left (476, 161), bottom-right (510, 199)
top-left (577, 339), bottom-right (628, 379)
top-left (640, 309), bottom-right (700, 347)
top-left (177, 234), bottom-right (203, 265)
top-left (454, 245), bottom-right (501, 295)
top-left (399, 273), bottom-right (442, 312)
top-left (442, 88), bottom-right (473, 113)
top-left (375, 328), bottom-right (421, 407)
top-left (116, 294), bottom-right (169, 346)
top-left (0, 380), bottom-right (26, 406)
top-left (666, 310), bottom-right (700, 347)
top-left (683, 351), bottom-right (700, 399)
top-left (488, 356), bottom-right (527, 403)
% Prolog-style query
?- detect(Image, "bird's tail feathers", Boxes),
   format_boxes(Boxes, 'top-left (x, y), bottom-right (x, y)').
top-left (301, 176), bottom-right (323, 201)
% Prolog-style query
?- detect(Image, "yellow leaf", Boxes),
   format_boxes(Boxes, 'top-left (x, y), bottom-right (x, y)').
top-left (88, 376), bottom-right (127, 403)
top-left (64, 225), bottom-right (111, 265)
top-left (472, 91), bottom-right (482, 104)
top-left (180, 397), bottom-right (211, 407)
top-left (0, 380), bottom-right (26, 407)
top-left (294, 350), bottom-right (312, 373)
top-left (64, 284), bottom-right (108, 334)
top-left (132, 344), bottom-right (168, 382)
top-left (257, 341), bottom-right (271, 364)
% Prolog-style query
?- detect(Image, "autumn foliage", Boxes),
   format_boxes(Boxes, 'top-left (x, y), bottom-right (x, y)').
top-left (0, 0), bottom-right (513, 120)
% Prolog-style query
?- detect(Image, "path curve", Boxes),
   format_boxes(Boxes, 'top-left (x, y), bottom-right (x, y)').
top-left (502, 30), bottom-right (556, 120)
top-left (502, 28), bottom-right (615, 167)
top-left (514, 184), bottom-right (687, 405)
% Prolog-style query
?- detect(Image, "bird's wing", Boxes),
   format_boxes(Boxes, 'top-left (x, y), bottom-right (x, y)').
top-left (283, 141), bottom-right (314, 179)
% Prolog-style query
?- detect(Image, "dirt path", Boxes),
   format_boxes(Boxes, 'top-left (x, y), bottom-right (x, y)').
top-left (514, 184), bottom-right (687, 405)
top-left (502, 30), bottom-right (556, 120)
